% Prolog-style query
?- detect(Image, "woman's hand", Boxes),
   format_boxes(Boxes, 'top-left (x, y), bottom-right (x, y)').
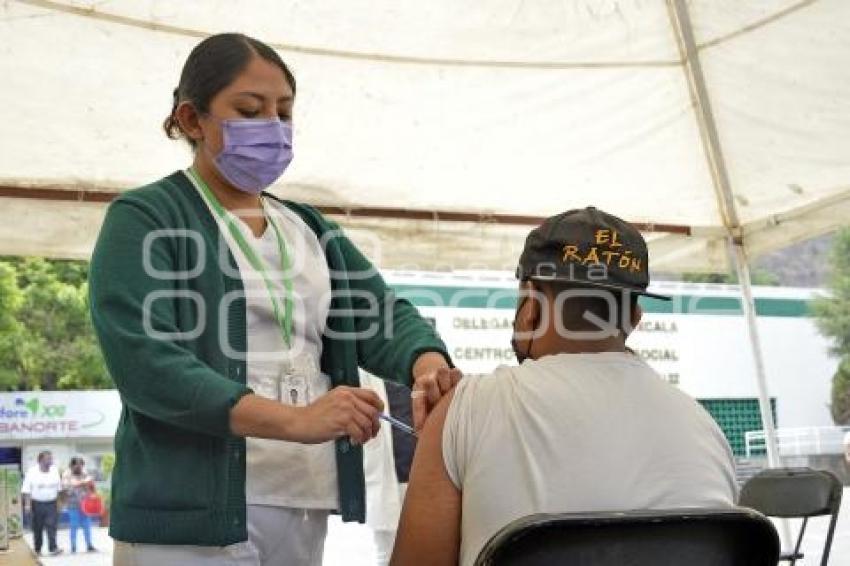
top-left (411, 352), bottom-right (462, 431)
top-left (292, 386), bottom-right (384, 445)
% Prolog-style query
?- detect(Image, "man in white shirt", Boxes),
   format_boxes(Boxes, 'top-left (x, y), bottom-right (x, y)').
top-left (21, 450), bottom-right (63, 556)
top-left (392, 207), bottom-right (738, 566)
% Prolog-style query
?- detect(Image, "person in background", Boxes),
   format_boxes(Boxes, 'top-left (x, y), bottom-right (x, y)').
top-left (391, 208), bottom-right (738, 566)
top-left (62, 457), bottom-right (97, 553)
top-left (21, 450), bottom-right (63, 557)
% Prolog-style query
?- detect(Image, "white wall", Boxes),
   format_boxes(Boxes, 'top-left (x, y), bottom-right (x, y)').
top-left (399, 276), bottom-right (840, 430)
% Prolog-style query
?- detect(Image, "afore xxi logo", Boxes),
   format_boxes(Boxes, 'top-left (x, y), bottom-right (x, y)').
top-left (15, 397), bottom-right (66, 418)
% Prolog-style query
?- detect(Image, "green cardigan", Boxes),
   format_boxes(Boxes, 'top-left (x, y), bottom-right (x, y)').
top-left (89, 171), bottom-right (449, 545)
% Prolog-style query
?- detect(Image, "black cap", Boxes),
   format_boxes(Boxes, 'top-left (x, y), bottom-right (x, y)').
top-left (516, 207), bottom-right (670, 301)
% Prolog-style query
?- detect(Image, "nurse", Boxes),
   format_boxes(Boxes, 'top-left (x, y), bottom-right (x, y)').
top-left (89, 32), bottom-right (457, 566)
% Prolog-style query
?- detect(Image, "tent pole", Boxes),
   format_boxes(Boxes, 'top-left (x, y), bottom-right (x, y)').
top-left (667, 0), bottom-right (788, 546)
top-left (730, 239), bottom-right (781, 468)
top-left (731, 240), bottom-right (791, 550)
top-left (667, 0), bottom-right (782, 464)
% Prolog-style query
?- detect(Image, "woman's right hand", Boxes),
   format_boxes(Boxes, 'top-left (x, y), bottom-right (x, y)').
top-left (292, 386), bottom-right (384, 445)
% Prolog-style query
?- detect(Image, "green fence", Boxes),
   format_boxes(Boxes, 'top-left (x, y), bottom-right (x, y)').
top-left (698, 398), bottom-right (777, 457)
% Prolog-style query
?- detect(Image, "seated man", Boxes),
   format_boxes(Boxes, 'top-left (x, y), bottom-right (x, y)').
top-left (391, 207), bottom-right (738, 566)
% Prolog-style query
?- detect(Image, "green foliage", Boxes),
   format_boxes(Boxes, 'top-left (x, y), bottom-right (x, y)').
top-left (99, 453), bottom-right (116, 512)
top-left (0, 262), bottom-right (24, 389)
top-left (811, 228), bottom-right (850, 424)
top-left (830, 359), bottom-right (850, 425)
top-left (812, 229), bottom-right (850, 357)
top-left (0, 257), bottom-right (111, 391)
top-left (100, 453), bottom-right (115, 478)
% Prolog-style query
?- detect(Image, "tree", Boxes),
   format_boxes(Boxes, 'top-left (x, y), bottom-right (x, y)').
top-left (0, 257), bottom-right (112, 391)
top-left (812, 228), bottom-right (850, 424)
top-left (0, 262), bottom-right (25, 389)
top-left (830, 359), bottom-right (850, 425)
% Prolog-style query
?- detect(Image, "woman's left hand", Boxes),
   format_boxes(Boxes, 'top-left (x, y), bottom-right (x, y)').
top-left (411, 352), bottom-right (462, 431)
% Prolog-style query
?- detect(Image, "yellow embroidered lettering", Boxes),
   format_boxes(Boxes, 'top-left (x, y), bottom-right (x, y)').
top-left (610, 231), bottom-right (623, 248)
top-left (619, 251), bottom-right (632, 268)
top-left (631, 257), bottom-right (642, 272)
top-left (563, 245), bottom-right (581, 263)
top-left (595, 230), bottom-right (610, 245)
top-left (601, 250), bottom-right (619, 265)
top-left (584, 246), bottom-right (600, 265)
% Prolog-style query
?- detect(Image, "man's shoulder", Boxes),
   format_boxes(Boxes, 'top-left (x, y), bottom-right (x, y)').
top-left (444, 366), bottom-right (519, 419)
top-left (455, 365), bottom-right (517, 393)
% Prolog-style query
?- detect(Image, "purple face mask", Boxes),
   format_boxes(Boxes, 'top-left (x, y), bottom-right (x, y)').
top-left (211, 118), bottom-right (294, 194)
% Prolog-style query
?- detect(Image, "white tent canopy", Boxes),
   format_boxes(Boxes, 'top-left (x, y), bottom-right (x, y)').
top-left (1, 0), bottom-right (849, 272)
top-left (2, 0), bottom-right (850, 476)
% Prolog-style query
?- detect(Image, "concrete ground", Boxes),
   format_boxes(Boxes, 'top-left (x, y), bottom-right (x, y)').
top-left (21, 489), bottom-right (850, 565)
top-left (0, 537), bottom-right (40, 566)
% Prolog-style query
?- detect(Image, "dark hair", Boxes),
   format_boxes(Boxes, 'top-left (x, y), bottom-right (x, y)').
top-left (536, 280), bottom-right (639, 336)
top-left (70, 457), bottom-right (84, 467)
top-left (37, 451), bottom-right (51, 463)
top-left (163, 33), bottom-right (296, 146)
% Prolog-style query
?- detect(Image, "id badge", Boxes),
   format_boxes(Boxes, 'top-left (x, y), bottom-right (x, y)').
top-left (280, 361), bottom-right (308, 407)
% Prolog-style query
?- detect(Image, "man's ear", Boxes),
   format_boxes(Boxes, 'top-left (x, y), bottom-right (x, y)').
top-left (522, 282), bottom-right (542, 330)
top-left (174, 101), bottom-right (204, 143)
top-left (513, 281), bottom-right (536, 336)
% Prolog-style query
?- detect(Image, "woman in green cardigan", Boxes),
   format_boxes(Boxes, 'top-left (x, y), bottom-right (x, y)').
top-left (89, 33), bottom-right (457, 566)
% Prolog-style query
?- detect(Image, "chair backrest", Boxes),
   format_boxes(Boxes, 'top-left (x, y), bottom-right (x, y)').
top-left (739, 467), bottom-right (842, 518)
top-left (473, 508), bottom-right (779, 566)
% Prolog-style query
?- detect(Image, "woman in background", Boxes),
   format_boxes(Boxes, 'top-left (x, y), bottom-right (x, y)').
top-left (61, 457), bottom-right (96, 554)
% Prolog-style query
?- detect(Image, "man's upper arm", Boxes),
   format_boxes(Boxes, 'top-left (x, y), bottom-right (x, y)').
top-left (391, 388), bottom-right (461, 566)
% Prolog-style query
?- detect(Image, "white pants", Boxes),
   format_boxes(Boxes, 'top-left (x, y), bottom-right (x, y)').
top-left (248, 505), bottom-right (329, 566)
top-left (113, 539), bottom-right (259, 566)
top-left (113, 506), bottom-right (329, 566)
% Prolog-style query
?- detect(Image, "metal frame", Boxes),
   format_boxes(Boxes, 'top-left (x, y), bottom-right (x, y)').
top-left (665, 0), bottom-right (781, 471)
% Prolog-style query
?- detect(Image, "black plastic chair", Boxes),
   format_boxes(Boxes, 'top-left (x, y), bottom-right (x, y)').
top-left (739, 467), bottom-right (843, 565)
top-left (473, 507), bottom-right (779, 566)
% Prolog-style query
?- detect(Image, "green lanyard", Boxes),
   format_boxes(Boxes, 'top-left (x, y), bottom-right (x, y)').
top-left (189, 168), bottom-right (294, 347)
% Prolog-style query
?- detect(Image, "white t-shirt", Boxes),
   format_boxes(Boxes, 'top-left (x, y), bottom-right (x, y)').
top-left (190, 172), bottom-right (338, 510)
top-left (443, 352), bottom-right (738, 566)
top-left (21, 465), bottom-right (62, 502)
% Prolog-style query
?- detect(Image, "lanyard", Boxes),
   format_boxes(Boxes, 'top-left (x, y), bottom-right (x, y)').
top-left (189, 168), bottom-right (294, 347)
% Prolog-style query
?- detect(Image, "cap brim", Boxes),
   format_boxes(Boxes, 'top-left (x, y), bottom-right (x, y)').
top-left (636, 289), bottom-right (673, 301)
top-left (527, 275), bottom-right (672, 301)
